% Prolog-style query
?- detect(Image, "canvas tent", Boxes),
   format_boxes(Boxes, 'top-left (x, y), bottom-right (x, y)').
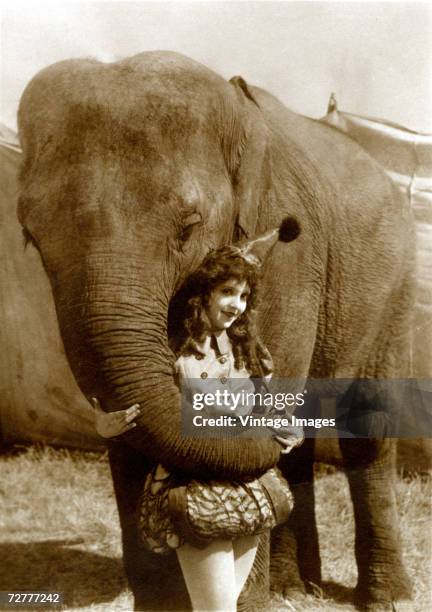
top-left (1, 105), bottom-right (431, 451)
top-left (321, 98), bottom-right (432, 379)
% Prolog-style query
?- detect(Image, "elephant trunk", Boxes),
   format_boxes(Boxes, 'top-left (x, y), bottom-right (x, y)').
top-left (53, 250), bottom-right (281, 480)
top-left (54, 251), bottom-right (175, 405)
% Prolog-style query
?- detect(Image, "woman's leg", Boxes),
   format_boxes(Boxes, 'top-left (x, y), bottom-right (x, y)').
top-left (233, 535), bottom-right (259, 599)
top-left (176, 539), bottom-right (237, 612)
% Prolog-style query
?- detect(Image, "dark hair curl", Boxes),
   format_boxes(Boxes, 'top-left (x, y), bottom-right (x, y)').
top-left (169, 246), bottom-right (271, 376)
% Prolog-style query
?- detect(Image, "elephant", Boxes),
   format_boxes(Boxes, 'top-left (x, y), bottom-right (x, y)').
top-left (17, 51), bottom-right (415, 610)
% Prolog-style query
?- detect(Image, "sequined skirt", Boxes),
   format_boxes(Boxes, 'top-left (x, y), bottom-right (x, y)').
top-left (138, 464), bottom-right (293, 555)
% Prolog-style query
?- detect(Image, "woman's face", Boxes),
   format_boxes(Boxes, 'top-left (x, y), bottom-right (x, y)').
top-left (205, 278), bottom-right (250, 332)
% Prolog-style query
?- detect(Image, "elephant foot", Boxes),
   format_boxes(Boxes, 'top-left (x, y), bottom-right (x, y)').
top-left (274, 585), bottom-right (307, 603)
top-left (270, 524), bottom-right (307, 598)
top-left (354, 583), bottom-right (413, 612)
top-left (352, 550), bottom-right (412, 612)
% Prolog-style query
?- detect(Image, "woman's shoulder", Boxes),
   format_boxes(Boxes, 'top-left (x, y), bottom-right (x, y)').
top-left (175, 351), bottom-right (204, 379)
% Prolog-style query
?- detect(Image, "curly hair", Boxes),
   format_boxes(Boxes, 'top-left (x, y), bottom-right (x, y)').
top-left (169, 246), bottom-right (271, 376)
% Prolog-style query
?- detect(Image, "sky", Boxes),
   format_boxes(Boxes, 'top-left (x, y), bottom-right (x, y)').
top-left (1, 1), bottom-right (431, 133)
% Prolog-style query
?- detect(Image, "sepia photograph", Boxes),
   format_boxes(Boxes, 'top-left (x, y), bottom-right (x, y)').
top-left (1, 1), bottom-right (431, 611)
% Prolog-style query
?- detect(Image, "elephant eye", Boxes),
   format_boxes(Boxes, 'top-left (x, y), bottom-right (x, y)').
top-left (179, 226), bottom-right (194, 243)
top-left (178, 212), bottom-right (202, 244)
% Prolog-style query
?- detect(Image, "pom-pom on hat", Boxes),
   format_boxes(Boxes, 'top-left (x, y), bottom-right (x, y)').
top-left (238, 216), bottom-right (301, 266)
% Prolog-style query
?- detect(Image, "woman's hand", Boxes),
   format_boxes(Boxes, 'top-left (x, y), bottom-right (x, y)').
top-left (274, 426), bottom-right (304, 455)
top-left (90, 397), bottom-right (141, 438)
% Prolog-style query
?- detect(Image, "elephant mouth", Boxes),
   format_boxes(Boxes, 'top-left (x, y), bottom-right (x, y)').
top-left (166, 279), bottom-right (194, 350)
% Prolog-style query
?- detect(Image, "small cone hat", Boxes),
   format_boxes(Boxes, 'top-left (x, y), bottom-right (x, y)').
top-left (239, 216), bottom-right (301, 266)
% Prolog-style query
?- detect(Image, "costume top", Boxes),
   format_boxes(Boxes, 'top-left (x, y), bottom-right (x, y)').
top-left (175, 331), bottom-right (260, 418)
top-left (174, 331), bottom-right (300, 443)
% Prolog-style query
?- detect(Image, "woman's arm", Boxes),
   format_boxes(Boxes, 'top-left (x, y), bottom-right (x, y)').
top-left (91, 397), bottom-right (141, 438)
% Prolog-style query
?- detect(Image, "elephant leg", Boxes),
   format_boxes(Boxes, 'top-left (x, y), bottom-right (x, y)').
top-left (274, 437), bottom-right (321, 596)
top-left (339, 438), bottom-right (412, 611)
top-left (107, 442), bottom-right (191, 611)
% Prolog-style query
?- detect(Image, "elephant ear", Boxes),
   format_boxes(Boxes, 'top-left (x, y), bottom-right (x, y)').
top-left (230, 76), bottom-right (261, 108)
top-left (227, 76), bottom-right (269, 240)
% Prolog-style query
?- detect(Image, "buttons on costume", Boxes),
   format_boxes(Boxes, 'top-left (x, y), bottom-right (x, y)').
top-left (219, 356), bottom-right (227, 364)
top-left (200, 372), bottom-right (208, 379)
top-left (219, 376), bottom-right (228, 384)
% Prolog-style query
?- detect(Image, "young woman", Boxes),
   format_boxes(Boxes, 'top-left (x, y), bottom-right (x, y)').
top-left (92, 244), bottom-right (302, 612)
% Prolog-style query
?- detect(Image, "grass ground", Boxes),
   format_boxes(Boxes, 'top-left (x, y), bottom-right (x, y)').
top-left (0, 446), bottom-right (430, 611)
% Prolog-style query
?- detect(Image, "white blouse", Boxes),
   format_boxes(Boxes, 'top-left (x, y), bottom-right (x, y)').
top-left (175, 331), bottom-right (257, 418)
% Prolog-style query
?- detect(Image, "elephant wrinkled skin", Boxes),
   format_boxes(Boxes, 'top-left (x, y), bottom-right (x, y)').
top-left (17, 52), bottom-right (415, 610)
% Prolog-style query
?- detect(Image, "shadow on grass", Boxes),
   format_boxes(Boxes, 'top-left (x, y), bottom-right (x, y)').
top-left (320, 581), bottom-right (354, 603)
top-left (0, 539), bottom-right (127, 608)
